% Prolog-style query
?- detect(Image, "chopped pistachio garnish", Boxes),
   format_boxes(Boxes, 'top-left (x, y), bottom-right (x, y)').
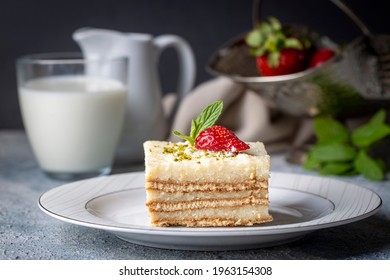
top-left (162, 142), bottom-right (237, 162)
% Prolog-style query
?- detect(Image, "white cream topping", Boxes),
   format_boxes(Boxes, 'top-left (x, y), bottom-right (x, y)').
top-left (158, 141), bottom-right (266, 162)
top-left (144, 141), bottom-right (270, 183)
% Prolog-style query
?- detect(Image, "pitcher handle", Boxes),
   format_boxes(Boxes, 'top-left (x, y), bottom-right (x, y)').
top-left (154, 35), bottom-right (196, 124)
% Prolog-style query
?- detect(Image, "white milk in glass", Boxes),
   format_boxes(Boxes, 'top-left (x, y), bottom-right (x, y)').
top-left (19, 75), bottom-right (127, 173)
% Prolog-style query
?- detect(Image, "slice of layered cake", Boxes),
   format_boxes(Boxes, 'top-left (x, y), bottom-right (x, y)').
top-left (143, 101), bottom-right (272, 227)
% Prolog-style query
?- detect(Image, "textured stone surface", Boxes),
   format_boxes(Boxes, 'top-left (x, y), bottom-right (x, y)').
top-left (1, 130), bottom-right (389, 260)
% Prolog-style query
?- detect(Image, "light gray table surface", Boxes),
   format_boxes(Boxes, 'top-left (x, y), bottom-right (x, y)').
top-left (1, 130), bottom-right (389, 260)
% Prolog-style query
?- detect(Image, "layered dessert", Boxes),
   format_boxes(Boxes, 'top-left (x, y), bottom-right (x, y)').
top-left (143, 101), bottom-right (272, 227)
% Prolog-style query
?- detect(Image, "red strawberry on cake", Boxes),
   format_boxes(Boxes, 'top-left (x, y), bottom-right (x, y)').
top-left (195, 125), bottom-right (250, 152)
top-left (143, 101), bottom-right (272, 227)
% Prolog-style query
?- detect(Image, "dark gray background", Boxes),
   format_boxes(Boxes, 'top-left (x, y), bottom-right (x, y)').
top-left (1, 0), bottom-right (389, 129)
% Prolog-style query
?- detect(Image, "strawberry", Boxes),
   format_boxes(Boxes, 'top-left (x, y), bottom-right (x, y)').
top-left (246, 17), bottom-right (311, 76)
top-left (256, 48), bottom-right (309, 76)
top-left (309, 48), bottom-right (335, 68)
top-left (173, 101), bottom-right (249, 153)
top-left (195, 125), bottom-right (249, 152)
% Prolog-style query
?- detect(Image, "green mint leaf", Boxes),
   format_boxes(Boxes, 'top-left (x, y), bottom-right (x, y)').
top-left (370, 109), bottom-right (386, 125)
top-left (309, 143), bottom-right (356, 162)
top-left (173, 130), bottom-right (195, 145)
top-left (306, 110), bottom-right (389, 179)
top-left (173, 101), bottom-right (223, 145)
top-left (351, 109), bottom-right (390, 148)
top-left (319, 162), bottom-right (354, 175)
top-left (351, 110), bottom-right (390, 148)
top-left (354, 150), bottom-right (384, 181)
top-left (352, 123), bottom-right (390, 148)
top-left (304, 152), bottom-right (321, 170)
top-left (375, 158), bottom-right (387, 172)
top-left (190, 100), bottom-right (223, 140)
top-left (313, 117), bottom-right (350, 144)
top-left (189, 119), bottom-right (197, 142)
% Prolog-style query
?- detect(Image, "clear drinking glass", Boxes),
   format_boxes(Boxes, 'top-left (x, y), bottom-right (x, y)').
top-left (16, 53), bottom-right (128, 180)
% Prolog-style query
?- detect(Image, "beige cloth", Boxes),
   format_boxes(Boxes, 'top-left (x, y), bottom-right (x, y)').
top-left (164, 77), bottom-right (303, 153)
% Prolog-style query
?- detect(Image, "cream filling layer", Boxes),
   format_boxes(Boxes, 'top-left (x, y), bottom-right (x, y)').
top-left (149, 204), bottom-right (272, 223)
top-left (145, 180), bottom-right (268, 193)
top-left (146, 189), bottom-right (269, 203)
top-left (147, 197), bottom-right (268, 212)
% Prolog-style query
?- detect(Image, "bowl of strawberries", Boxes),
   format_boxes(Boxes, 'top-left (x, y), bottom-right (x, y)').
top-left (207, 15), bottom-right (390, 118)
top-left (246, 17), bottom-right (336, 77)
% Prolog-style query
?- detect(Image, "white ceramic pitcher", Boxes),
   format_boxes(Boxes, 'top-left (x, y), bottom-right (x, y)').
top-left (73, 28), bottom-right (196, 163)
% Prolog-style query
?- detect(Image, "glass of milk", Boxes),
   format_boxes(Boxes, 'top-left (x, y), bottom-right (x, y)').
top-left (16, 53), bottom-right (128, 180)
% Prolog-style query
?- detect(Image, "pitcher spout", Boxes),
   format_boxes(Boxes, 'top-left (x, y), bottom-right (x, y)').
top-left (73, 28), bottom-right (125, 59)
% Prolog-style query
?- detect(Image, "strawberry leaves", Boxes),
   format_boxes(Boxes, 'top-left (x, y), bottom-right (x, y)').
top-left (173, 100), bottom-right (223, 145)
top-left (246, 16), bottom-right (307, 71)
top-left (246, 17), bottom-right (304, 56)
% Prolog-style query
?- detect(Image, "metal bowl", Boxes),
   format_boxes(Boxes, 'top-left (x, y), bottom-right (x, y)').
top-left (207, 29), bottom-right (390, 118)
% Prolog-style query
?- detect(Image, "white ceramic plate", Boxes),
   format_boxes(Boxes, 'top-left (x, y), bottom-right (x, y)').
top-left (38, 172), bottom-right (382, 251)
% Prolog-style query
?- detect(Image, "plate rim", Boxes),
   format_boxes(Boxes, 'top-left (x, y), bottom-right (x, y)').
top-left (38, 171), bottom-right (382, 237)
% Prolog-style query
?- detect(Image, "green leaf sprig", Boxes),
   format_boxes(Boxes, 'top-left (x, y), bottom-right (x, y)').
top-left (173, 100), bottom-right (223, 145)
top-left (305, 109), bottom-right (390, 181)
